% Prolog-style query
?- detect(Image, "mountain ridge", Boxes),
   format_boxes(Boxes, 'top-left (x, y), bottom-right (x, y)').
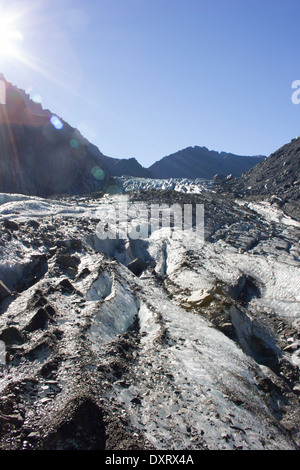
top-left (148, 145), bottom-right (266, 180)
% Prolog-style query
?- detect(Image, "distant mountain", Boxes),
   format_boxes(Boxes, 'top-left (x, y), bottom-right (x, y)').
top-left (223, 136), bottom-right (300, 220)
top-left (148, 146), bottom-right (265, 180)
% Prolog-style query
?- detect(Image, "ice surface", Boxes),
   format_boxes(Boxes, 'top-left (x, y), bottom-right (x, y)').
top-left (115, 177), bottom-right (212, 194)
top-left (0, 183), bottom-right (299, 449)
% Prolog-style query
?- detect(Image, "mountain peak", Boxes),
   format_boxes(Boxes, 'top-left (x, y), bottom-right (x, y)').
top-left (148, 146), bottom-right (265, 180)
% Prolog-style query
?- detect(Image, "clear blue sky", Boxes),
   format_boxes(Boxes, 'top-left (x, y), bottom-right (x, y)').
top-left (1, 0), bottom-right (300, 167)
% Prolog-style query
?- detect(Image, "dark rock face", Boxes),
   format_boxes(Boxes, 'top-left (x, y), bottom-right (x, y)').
top-left (99, 155), bottom-right (152, 178)
top-left (148, 146), bottom-right (265, 180)
top-left (0, 78), bottom-right (109, 197)
top-left (222, 137), bottom-right (300, 221)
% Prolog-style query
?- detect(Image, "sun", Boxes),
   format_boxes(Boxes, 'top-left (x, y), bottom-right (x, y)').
top-left (0, 13), bottom-right (24, 59)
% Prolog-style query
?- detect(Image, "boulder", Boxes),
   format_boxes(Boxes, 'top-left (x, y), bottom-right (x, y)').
top-left (3, 219), bottom-right (19, 231)
top-left (187, 289), bottom-right (215, 306)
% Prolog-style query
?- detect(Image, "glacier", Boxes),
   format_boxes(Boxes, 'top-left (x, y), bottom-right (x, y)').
top-left (0, 178), bottom-right (299, 450)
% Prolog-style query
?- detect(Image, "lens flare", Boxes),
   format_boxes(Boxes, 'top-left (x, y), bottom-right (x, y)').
top-left (70, 139), bottom-right (79, 148)
top-left (50, 115), bottom-right (63, 130)
top-left (91, 166), bottom-right (105, 181)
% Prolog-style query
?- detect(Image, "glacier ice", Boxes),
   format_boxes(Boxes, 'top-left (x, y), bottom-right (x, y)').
top-left (0, 179), bottom-right (299, 450)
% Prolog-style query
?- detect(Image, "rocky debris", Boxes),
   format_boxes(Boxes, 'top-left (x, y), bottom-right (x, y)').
top-left (41, 396), bottom-right (106, 450)
top-left (3, 219), bottom-right (19, 231)
top-left (16, 255), bottom-right (48, 293)
top-left (221, 136), bottom-right (300, 221)
top-left (0, 187), bottom-right (299, 450)
top-left (58, 278), bottom-right (80, 295)
top-left (56, 254), bottom-right (81, 271)
top-left (56, 238), bottom-right (83, 251)
top-left (26, 291), bottom-right (48, 310)
top-left (27, 220), bottom-right (40, 229)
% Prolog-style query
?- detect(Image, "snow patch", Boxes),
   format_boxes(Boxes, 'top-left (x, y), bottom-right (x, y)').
top-left (247, 201), bottom-right (300, 227)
